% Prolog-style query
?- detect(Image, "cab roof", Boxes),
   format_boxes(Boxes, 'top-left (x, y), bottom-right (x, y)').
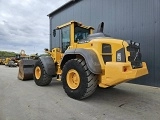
top-left (56, 21), bottom-right (94, 30)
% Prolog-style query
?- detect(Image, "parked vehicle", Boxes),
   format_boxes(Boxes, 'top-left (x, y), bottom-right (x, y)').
top-left (18, 21), bottom-right (148, 100)
top-left (8, 61), bottom-right (17, 67)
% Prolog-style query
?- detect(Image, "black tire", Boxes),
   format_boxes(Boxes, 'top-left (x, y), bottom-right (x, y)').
top-left (33, 59), bottom-right (52, 86)
top-left (62, 58), bottom-right (98, 100)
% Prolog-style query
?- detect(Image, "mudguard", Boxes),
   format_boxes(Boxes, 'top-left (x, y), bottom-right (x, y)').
top-left (39, 56), bottom-right (56, 76)
top-left (60, 48), bottom-right (101, 74)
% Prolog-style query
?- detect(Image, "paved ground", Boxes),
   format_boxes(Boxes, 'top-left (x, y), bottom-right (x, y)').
top-left (0, 65), bottom-right (160, 120)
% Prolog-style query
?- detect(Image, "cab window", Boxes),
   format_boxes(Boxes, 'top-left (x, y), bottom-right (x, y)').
top-left (61, 26), bottom-right (70, 53)
top-left (74, 27), bottom-right (90, 42)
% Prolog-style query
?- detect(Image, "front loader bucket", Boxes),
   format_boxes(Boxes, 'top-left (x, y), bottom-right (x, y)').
top-left (18, 59), bottom-right (37, 80)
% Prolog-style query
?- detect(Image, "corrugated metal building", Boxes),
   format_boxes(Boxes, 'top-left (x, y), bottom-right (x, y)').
top-left (48, 0), bottom-right (160, 87)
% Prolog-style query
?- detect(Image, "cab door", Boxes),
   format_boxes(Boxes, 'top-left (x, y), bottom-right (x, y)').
top-left (61, 26), bottom-right (70, 53)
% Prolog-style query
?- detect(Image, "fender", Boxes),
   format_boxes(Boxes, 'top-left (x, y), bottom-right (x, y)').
top-left (60, 48), bottom-right (101, 74)
top-left (39, 56), bottom-right (56, 76)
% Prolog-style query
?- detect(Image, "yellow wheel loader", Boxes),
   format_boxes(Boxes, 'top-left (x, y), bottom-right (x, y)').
top-left (20, 21), bottom-right (148, 100)
top-left (0, 59), bottom-right (3, 65)
top-left (4, 58), bottom-right (11, 66)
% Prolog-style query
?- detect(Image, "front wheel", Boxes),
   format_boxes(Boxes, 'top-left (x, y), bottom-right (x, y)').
top-left (62, 59), bottom-right (98, 100)
top-left (33, 59), bottom-right (52, 86)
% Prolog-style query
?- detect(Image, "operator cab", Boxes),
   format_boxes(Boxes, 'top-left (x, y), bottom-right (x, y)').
top-left (53, 21), bottom-right (93, 52)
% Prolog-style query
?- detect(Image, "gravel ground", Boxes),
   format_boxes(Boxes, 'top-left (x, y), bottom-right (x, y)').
top-left (0, 65), bottom-right (160, 120)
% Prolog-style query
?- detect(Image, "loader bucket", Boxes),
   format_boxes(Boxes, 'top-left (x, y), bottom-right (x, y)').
top-left (18, 59), bottom-right (37, 80)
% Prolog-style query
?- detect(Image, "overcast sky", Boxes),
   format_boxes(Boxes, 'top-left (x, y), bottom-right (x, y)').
top-left (0, 0), bottom-right (69, 55)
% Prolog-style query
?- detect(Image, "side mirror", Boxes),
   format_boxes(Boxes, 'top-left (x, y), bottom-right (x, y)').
top-left (53, 29), bottom-right (56, 37)
top-left (44, 48), bottom-right (49, 51)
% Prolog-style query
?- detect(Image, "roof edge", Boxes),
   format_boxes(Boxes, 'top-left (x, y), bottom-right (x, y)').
top-left (47, 0), bottom-right (79, 17)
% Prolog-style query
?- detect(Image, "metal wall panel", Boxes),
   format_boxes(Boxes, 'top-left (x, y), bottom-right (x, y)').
top-left (131, 0), bottom-right (156, 86)
top-left (102, 0), bottom-right (116, 36)
top-left (154, 0), bottom-right (160, 86)
top-left (73, 1), bottom-right (83, 21)
top-left (80, 0), bottom-right (91, 24)
top-left (49, 0), bottom-right (160, 87)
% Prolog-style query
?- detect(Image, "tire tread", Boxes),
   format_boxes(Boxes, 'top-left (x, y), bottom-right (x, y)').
top-left (62, 58), bottom-right (98, 99)
top-left (33, 59), bottom-right (52, 86)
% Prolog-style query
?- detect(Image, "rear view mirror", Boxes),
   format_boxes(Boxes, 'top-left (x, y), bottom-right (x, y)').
top-left (53, 29), bottom-right (56, 37)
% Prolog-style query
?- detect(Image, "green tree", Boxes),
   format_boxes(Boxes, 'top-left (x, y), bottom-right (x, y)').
top-left (0, 51), bottom-right (17, 58)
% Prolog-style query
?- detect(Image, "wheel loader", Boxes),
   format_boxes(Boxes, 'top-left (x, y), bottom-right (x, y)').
top-left (18, 21), bottom-right (148, 100)
top-left (0, 59), bottom-right (3, 65)
top-left (4, 58), bottom-right (11, 66)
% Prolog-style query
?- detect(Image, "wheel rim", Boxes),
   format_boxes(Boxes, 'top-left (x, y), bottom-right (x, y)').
top-left (67, 69), bottom-right (80, 89)
top-left (35, 66), bottom-right (41, 79)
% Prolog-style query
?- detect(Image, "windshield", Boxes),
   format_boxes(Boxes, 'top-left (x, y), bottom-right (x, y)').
top-left (74, 26), bottom-right (90, 42)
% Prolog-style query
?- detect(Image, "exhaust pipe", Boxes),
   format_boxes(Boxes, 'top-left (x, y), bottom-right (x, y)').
top-left (96, 22), bottom-right (104, 33)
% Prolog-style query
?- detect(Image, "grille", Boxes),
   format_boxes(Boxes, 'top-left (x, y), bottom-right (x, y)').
top-left (127, 41), bottom-right (142, 68)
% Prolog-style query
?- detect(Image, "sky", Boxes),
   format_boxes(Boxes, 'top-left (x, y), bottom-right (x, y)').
top-left (0, 0), bottom-right (69, 55)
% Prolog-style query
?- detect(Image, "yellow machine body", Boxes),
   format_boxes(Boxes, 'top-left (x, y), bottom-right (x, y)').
top-left (45, 21), bottom-right (148, 88)
top-left (4, 58), bottom-right (11, 66)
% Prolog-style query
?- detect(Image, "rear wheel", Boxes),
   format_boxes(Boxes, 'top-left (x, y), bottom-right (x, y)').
top-left (33, 59), bottom-right (52, 86)
top-left (62, 59), bottom-right (98, 100)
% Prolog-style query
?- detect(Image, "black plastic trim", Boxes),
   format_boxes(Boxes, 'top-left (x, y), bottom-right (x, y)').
top-left (60, 48), bottom-right (101, 74)
top-left (39, 56), bottom-right (56, 76)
